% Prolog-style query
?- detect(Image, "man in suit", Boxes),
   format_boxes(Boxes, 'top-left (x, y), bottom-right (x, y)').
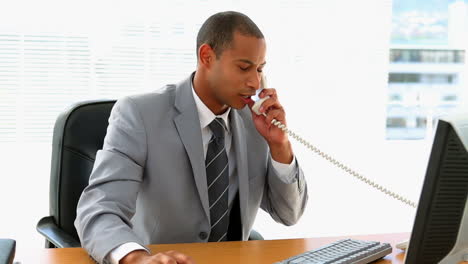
top-left (75, 11), bottom-right (308, 264)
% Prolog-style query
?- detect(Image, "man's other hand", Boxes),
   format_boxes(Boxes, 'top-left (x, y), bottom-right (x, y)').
top-left (120, 250), bottom-right (196, 264)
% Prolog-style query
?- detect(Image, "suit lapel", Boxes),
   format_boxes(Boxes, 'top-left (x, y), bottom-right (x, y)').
top-left (173, 74), bottom-right (210, 222)
top-left (230, 110), bottom-right (249, 239)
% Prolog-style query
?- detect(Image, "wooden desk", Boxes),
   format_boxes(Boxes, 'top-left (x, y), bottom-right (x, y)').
top-left (28, 233), bottom-right (468, 264)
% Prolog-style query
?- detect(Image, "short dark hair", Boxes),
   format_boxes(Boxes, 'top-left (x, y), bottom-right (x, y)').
top-left (196, 11), bottom-right (264, 59)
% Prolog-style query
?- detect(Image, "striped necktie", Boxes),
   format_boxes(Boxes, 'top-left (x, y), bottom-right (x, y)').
top-left (205, 118), bottom-right (229, 242)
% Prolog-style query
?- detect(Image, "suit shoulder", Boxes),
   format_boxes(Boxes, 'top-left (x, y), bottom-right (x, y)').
top-left (117, 84), bottom-right (176, 112)
top-left (127, 84), bottom-right (176, 103)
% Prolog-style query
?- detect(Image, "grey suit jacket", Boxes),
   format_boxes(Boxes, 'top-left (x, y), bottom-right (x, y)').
top-left (75, 74), bottom-right (308, 263)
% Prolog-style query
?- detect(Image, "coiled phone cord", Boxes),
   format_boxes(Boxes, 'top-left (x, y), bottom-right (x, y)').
top-left (265, 112), bottom-right (418, 209)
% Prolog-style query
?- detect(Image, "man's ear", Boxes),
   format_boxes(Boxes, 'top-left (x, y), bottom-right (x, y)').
top-left (198, 44), bottom-right (216, 68)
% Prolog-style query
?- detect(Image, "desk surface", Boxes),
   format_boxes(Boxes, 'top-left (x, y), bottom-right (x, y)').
top-left (30, 233), bottom-right (468, 264)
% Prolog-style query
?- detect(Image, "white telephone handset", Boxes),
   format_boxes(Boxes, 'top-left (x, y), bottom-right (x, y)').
top-left (252, 75), bottom-right (417, 209)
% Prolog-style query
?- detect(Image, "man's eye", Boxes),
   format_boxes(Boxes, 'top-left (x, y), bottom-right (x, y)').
top-left (257, 69), bottom-right (263, 73)
top-left (239, 66), bottom-right (249, 71)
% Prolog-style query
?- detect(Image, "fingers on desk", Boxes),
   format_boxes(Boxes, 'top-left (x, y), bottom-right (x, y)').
top-left (151, 250), bottom-right (196, 264)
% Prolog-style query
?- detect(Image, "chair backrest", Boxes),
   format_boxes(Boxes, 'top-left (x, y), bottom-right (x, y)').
top-left (49, 100), bottom-right (116, 242)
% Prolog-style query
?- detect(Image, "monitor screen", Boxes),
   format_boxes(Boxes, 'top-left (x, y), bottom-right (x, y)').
top-left (404, 118), bottom-right (468, 263)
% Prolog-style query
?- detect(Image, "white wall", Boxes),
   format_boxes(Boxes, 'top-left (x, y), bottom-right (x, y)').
top-left (252, 0), bottom-right (432, 239)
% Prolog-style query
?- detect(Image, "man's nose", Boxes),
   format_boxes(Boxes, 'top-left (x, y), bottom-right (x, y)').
top-left (247, 72), bottom-right (262, 90)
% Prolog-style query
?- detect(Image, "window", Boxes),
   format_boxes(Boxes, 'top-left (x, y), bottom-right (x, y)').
top-left (442, 94), bottom-right (457, 101)
top-left (388, 73), bottom-right (420, 83)
top-left (416, 117), bottom-right (427, 128)
top-left (390, 49), bottom-right (465, 63)
top-left (386, 0), bottom-right (467, 140)
top-left (386, 117), bottom-right (406, 128)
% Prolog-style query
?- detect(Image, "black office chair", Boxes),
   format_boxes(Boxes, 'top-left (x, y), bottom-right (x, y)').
top-left (0, 239), bottom-right (16, 264)
top-left (36, 99), bottom-right (262, 248)
top-left (36, 100), bottom-right (116, 248)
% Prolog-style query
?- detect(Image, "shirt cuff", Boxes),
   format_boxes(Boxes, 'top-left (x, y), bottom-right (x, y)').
top-left (107, 242), bottom-right (149, 264)
top-left (271, 156), bottom-right (297, 184)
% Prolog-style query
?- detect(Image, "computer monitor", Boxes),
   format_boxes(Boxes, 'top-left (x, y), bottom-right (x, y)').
top-left (404, 113), bottom-right (468, 264)
top-left (0, 239), bottom-right (15, 264)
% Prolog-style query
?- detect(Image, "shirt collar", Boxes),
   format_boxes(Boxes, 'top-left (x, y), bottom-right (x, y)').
top-left (191, 79), bottom-right (231, 133)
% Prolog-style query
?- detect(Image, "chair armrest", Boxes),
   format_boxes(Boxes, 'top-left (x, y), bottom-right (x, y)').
top-left (0, 239), bottom-right (15, 264)
top-left (36, 216), bottom-right (81, 248)
top-left (248, 229), bottom-right (264, 240)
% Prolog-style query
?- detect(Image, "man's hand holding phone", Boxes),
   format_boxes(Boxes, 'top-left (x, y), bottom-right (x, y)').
top-left (248, 88), bottom-right (294, 164)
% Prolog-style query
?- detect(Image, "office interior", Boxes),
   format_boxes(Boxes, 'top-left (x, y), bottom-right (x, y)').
top-left (0, 0), bottom-right (467, 263)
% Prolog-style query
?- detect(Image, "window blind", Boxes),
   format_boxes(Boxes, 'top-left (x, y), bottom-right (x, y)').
top-left (0, 22), bottom-right (198, 142)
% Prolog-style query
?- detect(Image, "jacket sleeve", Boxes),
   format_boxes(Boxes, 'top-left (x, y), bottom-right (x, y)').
top-left (74, 96), bottom-right (149, 263)
top-left (260, 157), bottom-right (308, 226)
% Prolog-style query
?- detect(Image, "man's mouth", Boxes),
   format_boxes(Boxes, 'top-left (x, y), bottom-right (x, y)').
top-left (240, 95), bottom-right (254, 104)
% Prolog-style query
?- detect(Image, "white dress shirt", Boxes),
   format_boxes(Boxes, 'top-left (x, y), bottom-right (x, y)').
top-left (107, 82), bottom-right (297, 264)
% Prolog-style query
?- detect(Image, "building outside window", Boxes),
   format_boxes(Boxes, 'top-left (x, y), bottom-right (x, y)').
top-left (387, 0), bottom-right (468, 140)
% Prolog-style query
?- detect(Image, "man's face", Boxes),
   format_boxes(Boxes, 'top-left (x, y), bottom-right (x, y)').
top-left (206, 32), bottom-right (266, 113)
